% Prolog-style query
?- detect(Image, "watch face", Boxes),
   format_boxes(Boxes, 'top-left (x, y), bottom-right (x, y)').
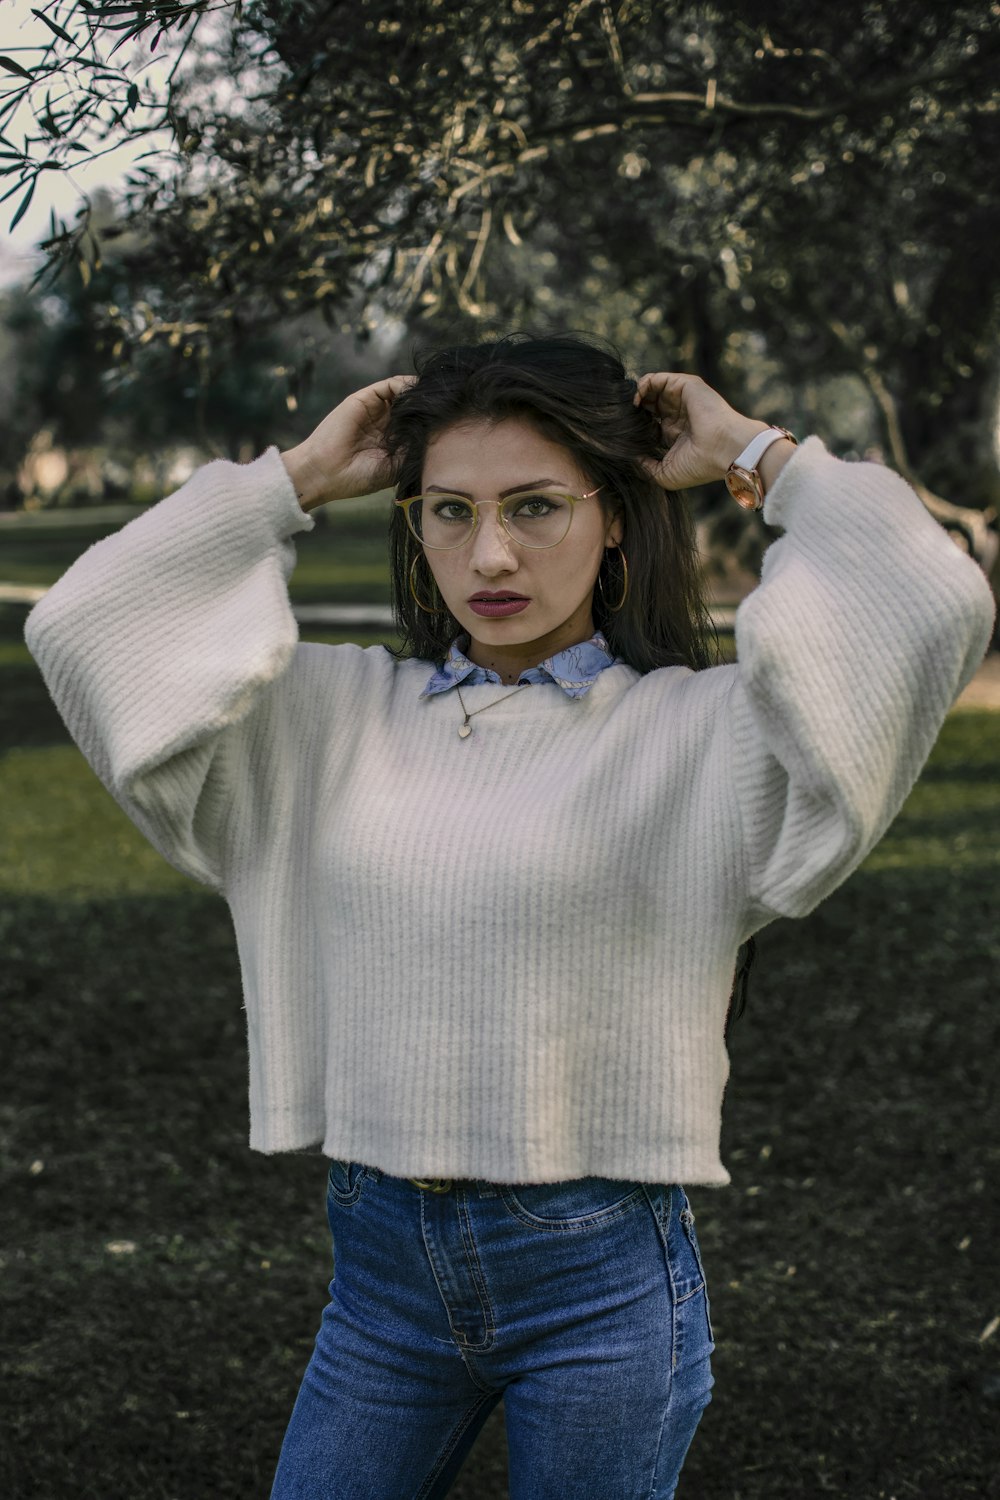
top-left (726, 469), bottom-right (759, 509)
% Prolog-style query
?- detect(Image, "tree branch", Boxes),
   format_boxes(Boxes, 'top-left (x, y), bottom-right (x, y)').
top-left (826, 316), bottom-right (999, 572)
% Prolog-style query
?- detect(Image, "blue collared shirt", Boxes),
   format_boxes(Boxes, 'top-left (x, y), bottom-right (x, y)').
top-left (418, 629), bottom-right (624, 700)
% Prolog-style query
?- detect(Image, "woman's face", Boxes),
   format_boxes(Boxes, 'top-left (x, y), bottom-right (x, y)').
top-left (419, 416), bottom-right (623, 665)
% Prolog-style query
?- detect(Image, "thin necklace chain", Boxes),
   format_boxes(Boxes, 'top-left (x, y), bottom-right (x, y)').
top-left (454, 679), bottom-right (530, 739)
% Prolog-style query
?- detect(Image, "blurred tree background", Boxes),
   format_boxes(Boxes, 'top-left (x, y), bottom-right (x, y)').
top-left (2, 0), bottom-right (998, 603)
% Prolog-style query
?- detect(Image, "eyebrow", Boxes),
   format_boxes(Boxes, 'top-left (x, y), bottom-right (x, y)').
top-left (424, 477), bottom-right (566, 498)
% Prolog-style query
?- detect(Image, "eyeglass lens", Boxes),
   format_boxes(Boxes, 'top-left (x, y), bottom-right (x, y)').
top-left (407, 492), bottom-right (574, 549)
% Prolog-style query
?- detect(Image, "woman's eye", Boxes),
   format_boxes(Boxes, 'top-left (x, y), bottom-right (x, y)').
top-left (433, 501), bottom-right (473, 520)
top-left (511, 494), bottom-right (562, 515)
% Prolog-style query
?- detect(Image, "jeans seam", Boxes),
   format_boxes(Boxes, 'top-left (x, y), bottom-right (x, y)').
top-left (456, 1189), bottom-right (497, 1344)
top-left (419, 1192), bottom-right (497, 1365)
top-left (411, 1389), bottom-right (497, 1500)
top-left (646, 1360), bottom-right (676, 1500)
top-left (678, 1205), bottom-right (715, 1344)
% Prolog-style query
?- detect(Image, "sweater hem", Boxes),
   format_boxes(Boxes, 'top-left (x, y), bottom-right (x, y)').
top-left (248, 1116), bottom-right (733, 1186)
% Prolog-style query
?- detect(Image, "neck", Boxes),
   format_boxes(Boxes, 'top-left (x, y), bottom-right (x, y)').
top-left (462, 614), bottom-right (597, 685)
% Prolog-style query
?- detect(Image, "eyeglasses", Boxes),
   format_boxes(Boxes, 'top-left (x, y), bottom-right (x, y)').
top-left (394, 486), bottom-right (603, 550)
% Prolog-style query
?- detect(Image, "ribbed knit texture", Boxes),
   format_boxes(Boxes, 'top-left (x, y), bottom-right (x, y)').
top-left (23, 439), bottom-right (995, 1186)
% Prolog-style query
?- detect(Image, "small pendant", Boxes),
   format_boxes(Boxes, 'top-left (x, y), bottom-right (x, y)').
top-left (458, 722), bottom-right (472, 739)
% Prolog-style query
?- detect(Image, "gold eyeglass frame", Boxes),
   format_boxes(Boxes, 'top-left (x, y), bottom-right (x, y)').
top-left (393, 485), bottom-right (604, 550)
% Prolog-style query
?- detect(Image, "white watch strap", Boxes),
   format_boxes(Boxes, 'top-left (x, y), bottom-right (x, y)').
top-left (731, 427), bottom-right (790, 474)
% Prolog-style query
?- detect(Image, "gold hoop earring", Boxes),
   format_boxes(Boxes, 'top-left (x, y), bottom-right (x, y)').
top-left (409, 554), bottom-right (447, 615)
top-left (597, 547), bottom-right (629, 612)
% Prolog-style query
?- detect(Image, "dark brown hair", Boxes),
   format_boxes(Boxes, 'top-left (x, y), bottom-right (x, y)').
top-left (381, 330), bottom-right (755, 1036)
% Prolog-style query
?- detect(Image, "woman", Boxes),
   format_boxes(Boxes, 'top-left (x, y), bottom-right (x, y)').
top-left (24, 332), bottom-right (995, 1499)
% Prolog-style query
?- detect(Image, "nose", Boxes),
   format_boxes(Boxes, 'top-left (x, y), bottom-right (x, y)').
top-left (467, 500), bottom-right (519, 576)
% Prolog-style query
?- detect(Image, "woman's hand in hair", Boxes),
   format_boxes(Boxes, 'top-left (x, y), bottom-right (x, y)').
top-left (281, 374), bottom-right (419, 512)
top-left (633, 371), bottom-right (779, 493)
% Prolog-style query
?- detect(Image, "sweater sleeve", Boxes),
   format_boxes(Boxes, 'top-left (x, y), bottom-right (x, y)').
top-left (22, 445), bottom-right (316, 895)
top-left (725, 435), bottom-right (996, 937)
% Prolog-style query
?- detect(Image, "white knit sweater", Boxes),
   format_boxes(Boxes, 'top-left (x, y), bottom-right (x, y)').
top-left (23, 438), bottom-right (995, 1186)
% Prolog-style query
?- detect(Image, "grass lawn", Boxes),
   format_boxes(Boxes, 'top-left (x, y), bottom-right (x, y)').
top-left (2, 515), bottom-right (998, 1499)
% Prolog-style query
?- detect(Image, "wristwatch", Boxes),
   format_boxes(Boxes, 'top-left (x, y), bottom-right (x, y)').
top-left (725, 426), bottom-right (798, 511)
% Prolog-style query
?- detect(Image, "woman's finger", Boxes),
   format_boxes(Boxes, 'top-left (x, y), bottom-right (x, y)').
top-left (375, 373), bottom-right (419, 401)
top-left (633, 371), bottom-right (689, 415)
top-left (355, 373), bottom-right (418, 405)
top-left (352, 374), bottom-right (418, 429)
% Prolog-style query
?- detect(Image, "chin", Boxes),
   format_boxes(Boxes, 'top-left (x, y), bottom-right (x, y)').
top-left (460, 614), bottom-right (541, 639)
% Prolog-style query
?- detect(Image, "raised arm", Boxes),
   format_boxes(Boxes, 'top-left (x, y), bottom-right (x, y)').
top-left (725, 437), bottom-right (993, 932)
top-left (635, 371), bottom-right (996, 936)
top-left (23, 374), bottom-right (417, 893)
top-left (23, 448), bottom-right (317, 893)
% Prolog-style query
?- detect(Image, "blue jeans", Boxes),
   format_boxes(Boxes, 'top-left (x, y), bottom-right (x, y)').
top-left (269, 1165), bottom-right (716, 1499)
